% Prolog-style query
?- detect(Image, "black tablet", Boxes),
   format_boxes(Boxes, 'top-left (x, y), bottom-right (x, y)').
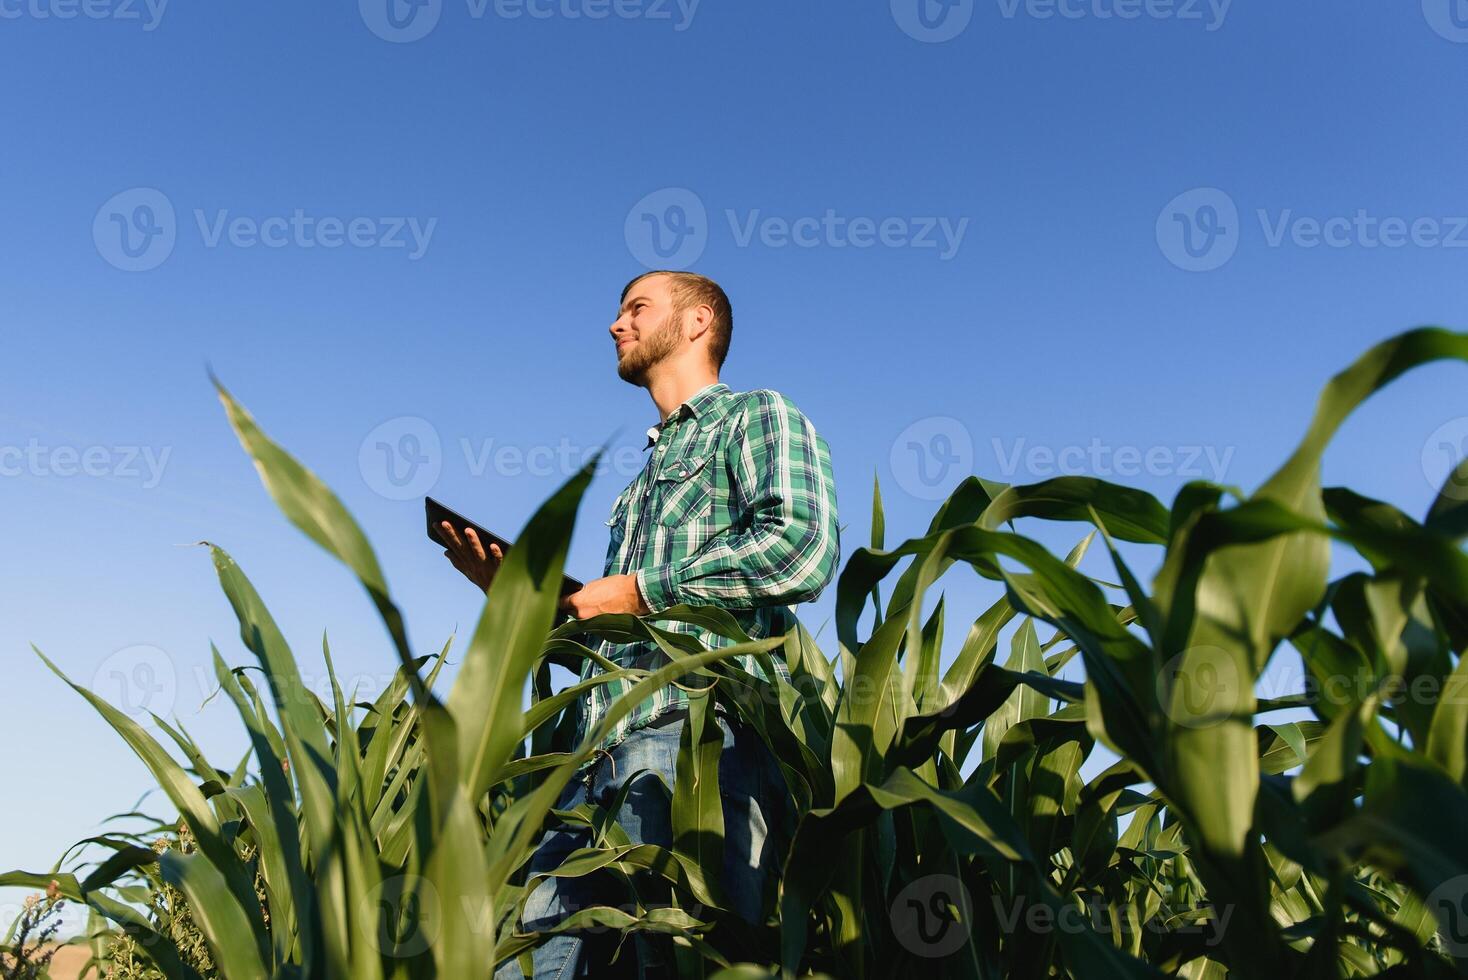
top-left (425, 496), bottom-right (583, 596)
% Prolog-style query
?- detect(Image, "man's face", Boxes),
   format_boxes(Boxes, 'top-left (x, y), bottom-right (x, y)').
top-left (610, 274), bottom-right (683, 385)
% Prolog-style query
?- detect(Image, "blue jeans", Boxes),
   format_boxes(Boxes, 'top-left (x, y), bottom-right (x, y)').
top-left (494, 713), bottom-right (785, 979)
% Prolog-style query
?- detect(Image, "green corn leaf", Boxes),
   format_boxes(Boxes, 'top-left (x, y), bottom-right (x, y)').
top-left (672, 691), bottom-right (726, 887)
top-left (30, 646), bottom-right (270, 968)
top-left (158, 849), bottom-right (270, 979)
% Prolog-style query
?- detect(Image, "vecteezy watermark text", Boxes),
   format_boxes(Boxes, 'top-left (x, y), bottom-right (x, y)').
top-left (0, 439), bottom-right (171, 488)
top-left (358, 416), bottom-right (653, 500)
top-left (194, 210), bottom-right (437, 258)
top-left (359, 0), bottom-right (699, 43)
top-left (1157, 187), bottom-right (1468, 272)
top-left (625, 188), bottom-right (969, 269)
top-left (994, 0), bottom-right (1230, 29)
top-left (93, 188), bottom-right (438, 272)
top-left (992, 437), bottom-right (1235, 482)
top-left (0, 0), bottom-right (167, 29)
top-left (891, 0), bottom-right (1230, 43)
top-left (992, 895), bottom-right (1231, 946)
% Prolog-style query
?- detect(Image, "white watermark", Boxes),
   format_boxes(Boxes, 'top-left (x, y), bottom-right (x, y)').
top-left (1156, 187), bottom-right (1239, 272)
top-left (1428, 875), bottom-right (1468, 956)
top-left (1423, 0), bottom-right (1468, 43)
top-left (992, 895), bottom-right (1231, 945)
top-left (195, 210), bottom-right (437, 259)
top-left (92, 645), bottom-right (178, 724)
top-left (358, 416), bottom-right (655, 499)
top-left (995, 0), bottom-right (1230, 29)
top-left (93, 188), bottom-right (437, 272)
top-left (625, 188), bottom-right (969, 270)
top-left (992, 437), bottom-right (1235, 482)
top-left (891, 0), bottom-right (1229, 43)
top-left (0, 439), bottom-right (171, 488)
top-left (1257, 210), bottom-right (1468, 250)
top-left (891, 417), bottom-right (975, 502)
top-left (891, 875), bottom-right (974, 957)
top-left (359, 0), bottom-right (699, 43)
top-left (1158, 187), bottom-right (1468, 272)
top-left (1423, 417), bottom-right (1468, 501)
top-left (0, 0), bottom-right (167, 29)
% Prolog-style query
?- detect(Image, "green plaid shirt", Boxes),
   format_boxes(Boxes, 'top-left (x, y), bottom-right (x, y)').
top-left (574, 383), bottom-right (840, 753)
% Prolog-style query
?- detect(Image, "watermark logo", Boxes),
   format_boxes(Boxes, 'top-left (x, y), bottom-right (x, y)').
top-left (359, 424), bottom-right (670, 497)
top-left (726, 210), bottom-right (967, 259)
top-left (625, 187), bottom-right (708, 270)
top-left (625, 188), bottom-right (970, 270)
top-left (362, 876), bottom-right (442, 957)
top-left (94, 188), bottom-right (177, 273)
top-left (1160, 189), bottom-right (1468, 271)
top-left (1423, 0), bottom-right (1468, 42)
top-left (0, 440), bottom-right (171, 488)
top-left (360, 0), bottom-right (442, 41)
top-left (1156, 187), bottom-right (1238, 272)
top-left (360, 417), bottom-right (443, 500)
top-left (193, 210), bottom-right (437, 258)
top-left (91, 645), bottom-right (177, 724)
top-left (891, 0), bottom-right (974, 42)
top-left (461, 437), bottom-right (642, 479)
top-left (1423, 417), bottom-right (1468, 502)
top-left (995, 0), bottom-right (1231, 30)
top-left (0, 0), bottom-right (168, 30)
top-left (483, 0), bottom-right (700, 29)
top-left (1257, 210), bottom-right (1468, 250)
top-left (92, 189), bottom-right (438, 271)
top-left (1157, 646), bottom-right (1243, 729)
top-left (1428, 875), bottom-right (1468, 957)
top-left (361, 0), bottom-right (699, 42)
top-left (991, 895), bottom-right (1231, 945)
top-left (891, 417), bottom-right (974, 501)
top-left (991, 437), bottom-right (1234, 482)
top-left (891, 874), bottom-right (973, 957)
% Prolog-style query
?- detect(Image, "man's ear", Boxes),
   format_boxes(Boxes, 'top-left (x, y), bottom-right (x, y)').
top-left (683, 303), bottom-right (715, 343)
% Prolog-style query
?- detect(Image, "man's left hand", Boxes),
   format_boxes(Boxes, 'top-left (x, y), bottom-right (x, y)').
top-left (560, 573), bottom-right (651, 619)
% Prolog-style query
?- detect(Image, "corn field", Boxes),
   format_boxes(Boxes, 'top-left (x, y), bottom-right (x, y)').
top-left (6, 327), bottom-right (1468, 978)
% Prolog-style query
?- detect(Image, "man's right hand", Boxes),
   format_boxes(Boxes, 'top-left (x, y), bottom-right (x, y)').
top-left (439, 521), bottom-right (503, 593)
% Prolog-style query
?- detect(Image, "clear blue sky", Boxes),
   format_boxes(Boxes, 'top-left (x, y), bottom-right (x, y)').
top-left (4, 0), bottom-right (1468, 926)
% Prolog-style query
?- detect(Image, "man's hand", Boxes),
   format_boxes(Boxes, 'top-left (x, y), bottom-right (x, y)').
top-left (560, 574), bottom-right (650, 620)
top-left (439, 522), bottom-right (503, 593)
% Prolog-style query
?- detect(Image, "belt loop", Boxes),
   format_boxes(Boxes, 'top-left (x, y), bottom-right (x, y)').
top-left (591, 747), bottom-right (616, 783)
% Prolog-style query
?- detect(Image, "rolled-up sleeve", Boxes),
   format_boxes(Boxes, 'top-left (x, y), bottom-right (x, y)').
top-left (637, 390), bottom-right (839, 612)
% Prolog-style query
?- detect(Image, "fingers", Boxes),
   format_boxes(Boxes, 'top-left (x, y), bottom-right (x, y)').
top-left (439, 520), bottom-right (465, 553)
top-left (441, 523), bottom-right (504, 595)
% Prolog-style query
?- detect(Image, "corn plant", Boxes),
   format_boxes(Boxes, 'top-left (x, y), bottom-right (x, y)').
top-left (5, 327), bottom-right (1468, 978)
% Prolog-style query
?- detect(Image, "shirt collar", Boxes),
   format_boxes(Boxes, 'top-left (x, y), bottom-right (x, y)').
top-left (644, 382), bottom-right (731, 448)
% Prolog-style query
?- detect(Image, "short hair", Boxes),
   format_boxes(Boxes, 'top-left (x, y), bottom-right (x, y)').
top-left (620, 271), bottom-right (733, 369)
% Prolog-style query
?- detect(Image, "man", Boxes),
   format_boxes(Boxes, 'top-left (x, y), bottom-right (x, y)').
top-left (440, 271), bottom-right (840, 978)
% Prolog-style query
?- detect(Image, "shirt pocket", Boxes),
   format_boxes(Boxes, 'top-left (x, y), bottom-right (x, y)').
top-left (604, 485), bottom-right (634, 551)
top-left (654, 449), bottom-right (716, 528)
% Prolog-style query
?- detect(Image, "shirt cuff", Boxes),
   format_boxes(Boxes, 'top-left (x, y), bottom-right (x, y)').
top-left (635, 565), bottom-right (680, 614)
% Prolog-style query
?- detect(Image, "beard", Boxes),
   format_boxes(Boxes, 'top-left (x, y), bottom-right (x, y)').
top-left (616, 309), bottom-right (683, 385)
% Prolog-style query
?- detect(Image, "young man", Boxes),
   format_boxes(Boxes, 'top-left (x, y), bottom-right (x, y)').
top-left (440, 271), bottom-right (840, 978)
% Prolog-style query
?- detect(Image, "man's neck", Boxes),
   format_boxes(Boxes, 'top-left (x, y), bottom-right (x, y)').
top-left (645, 367), bottom-right (720, 421)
